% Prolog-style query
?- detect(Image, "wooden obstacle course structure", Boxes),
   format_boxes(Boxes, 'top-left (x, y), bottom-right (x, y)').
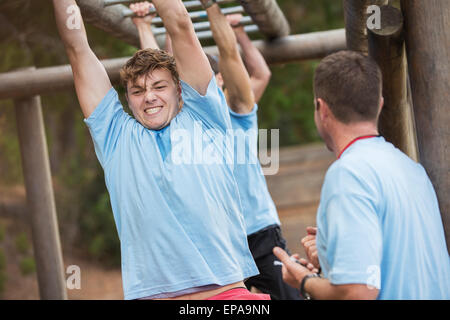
top-left (0, 0), bottom-right (448, 299)
top-left (367, 4), bottom-right (418, 161)
top-left (401, 0), bottom-right (450, 251)
top-left (343, 0), bottom-right (385, 54)
top-left (0, 29), bottom-right (346, 100)
top-left (75, 0), bottom-right (289, 48)
top-left (13, 68), bottom-right (67, 300)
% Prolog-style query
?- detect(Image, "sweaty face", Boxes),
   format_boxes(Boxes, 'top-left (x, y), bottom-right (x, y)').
top-left (126, 68), bottom-right (181, 130)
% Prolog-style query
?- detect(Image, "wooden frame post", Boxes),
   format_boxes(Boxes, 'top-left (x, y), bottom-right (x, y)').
top-left (401, 0), bottom-right (450, 251)
top-left (343, 0), bottom-right (388, 54)
top-left (14, 68), bottom-right (67, 299)
top-left (367, 5), bottom-right (419, 161)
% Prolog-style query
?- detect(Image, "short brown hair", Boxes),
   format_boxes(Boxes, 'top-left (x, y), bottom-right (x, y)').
top-left (206, 53), bottom-right (220, 75)
top-left (120, 48), bottom-right (180, 91)
top-left (313, 50), bottom-right (382, 124)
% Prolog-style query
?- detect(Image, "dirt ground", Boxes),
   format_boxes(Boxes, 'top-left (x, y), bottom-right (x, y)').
top-left (0, 143), bottom-right (334, 300)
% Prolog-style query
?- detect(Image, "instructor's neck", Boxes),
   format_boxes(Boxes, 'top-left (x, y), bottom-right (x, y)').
top-left (331, 121), bottom-right (379, 158)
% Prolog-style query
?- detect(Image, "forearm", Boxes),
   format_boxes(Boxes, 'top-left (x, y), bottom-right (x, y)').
top-left (234, 27), bottom-right (271, 102)
top-left (165, 33), bottom-right (173, 55)
top-left (206, 7), bottom-right (240, 59)
top-left (152, 0), bottom-right (191, 39)
top-left (52, 0), bottom-right (111, 118)
top-left (135, 22), bottom-right (159, 50)
top-left (52, 0), bottom-right (89, 53)
top-left (152, 0), bottom-right (212, 94)
top-left (234, 28), bottom-right (271, 80)
top-left (304, 277), bottom-right (344, 300)
top-left (205, 4), bottom-right (254, 113)
top-left (305, 277), bottom-right (379, 300)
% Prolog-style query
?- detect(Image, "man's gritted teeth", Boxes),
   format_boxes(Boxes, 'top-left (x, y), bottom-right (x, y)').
top-left (144, 106), bottom-right (163, 115)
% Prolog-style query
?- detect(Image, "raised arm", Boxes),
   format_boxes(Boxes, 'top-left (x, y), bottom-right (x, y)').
top-left (152, 0), bottom-right (212, 95)
top-left (202, 2), bottom-right (254, 114)
top-left (227, 14), bottom-right (271, 103)
top-left (165, 33), bottom-right (174, 56)
top-left (52, 0), bottom-right (112, 118)
top-left (130, 1), bottom-right (159, 50)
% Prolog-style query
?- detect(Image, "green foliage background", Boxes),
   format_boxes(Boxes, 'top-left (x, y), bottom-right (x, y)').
top-left (0, 0), bottom-right (344, 266)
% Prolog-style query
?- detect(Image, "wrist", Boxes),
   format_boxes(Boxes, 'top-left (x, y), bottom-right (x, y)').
top-left (135, 21), bottom-right (152, 30)
top-left (231, 24), bottom-right (245, 33)
top-left (300, 273), bottom-right (320, 300)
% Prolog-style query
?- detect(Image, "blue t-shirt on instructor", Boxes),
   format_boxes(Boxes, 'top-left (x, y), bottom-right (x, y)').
top-left (84, 76), bottom-right (258, 300)
top-left (316, 137), bottom-right (450, 299)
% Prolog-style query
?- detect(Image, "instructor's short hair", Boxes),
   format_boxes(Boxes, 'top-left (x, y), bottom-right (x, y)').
top-left (313, 50), bottom-right (382, 124)
top-left (120, 48), bottom-right (180, 91)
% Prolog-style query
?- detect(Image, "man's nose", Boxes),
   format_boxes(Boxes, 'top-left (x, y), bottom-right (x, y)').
top-left (144, 90), bottom-right (157, 103)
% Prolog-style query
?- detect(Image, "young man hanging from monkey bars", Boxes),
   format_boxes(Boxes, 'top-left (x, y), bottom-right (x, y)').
top-left (52, 0), bottom-right (270, 300)
top-left (129, 0), bottom-right (303, 300)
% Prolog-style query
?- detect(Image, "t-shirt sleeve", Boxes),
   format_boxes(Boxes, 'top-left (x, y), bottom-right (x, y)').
top-left (319, 165), bottom-right (383, 288)
top-left (229, 104), bottom-right (258, 131)
top-left (181, 76), bottom-right (232, 132)
top-left (83, 87), bottom-right (131, 167)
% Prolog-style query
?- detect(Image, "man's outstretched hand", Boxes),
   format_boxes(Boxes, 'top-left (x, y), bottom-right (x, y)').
top-left (131, 1), bottom-right (156, 26)
top-left (273, 246), bottom-right (313, 289)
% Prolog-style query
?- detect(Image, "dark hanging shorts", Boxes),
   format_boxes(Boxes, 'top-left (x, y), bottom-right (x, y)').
top-left (244, 224), bottom-right (302, 300)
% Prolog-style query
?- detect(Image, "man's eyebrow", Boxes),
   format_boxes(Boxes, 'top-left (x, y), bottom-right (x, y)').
top-left (152, 80), bottom-right (169, 86)
top-left (130, 80), bottom-right (168, 89)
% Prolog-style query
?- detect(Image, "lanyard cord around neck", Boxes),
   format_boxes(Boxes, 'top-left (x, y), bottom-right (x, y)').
top-left (338, 135), bottom-right (381, 159)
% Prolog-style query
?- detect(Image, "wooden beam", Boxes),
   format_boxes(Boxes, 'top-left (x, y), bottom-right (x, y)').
top-left (238, 0), bottom-right (290, 39)
top-left (343, 0), bottom-right (388, 54)
top-left (76, 0), bottom-right (141, 48)
top-left (0, 30), bottom-right (346, 100)
top-left (14, 68), bottom-right (67, 300)
top-left (0, 58), bottom-right (128, 100)
top-left (367, 5), bottom-right (419, 161)
top-left (225, 29), bottom-right (346, 65)
top-left (401, 0), bottom-right (450, 252)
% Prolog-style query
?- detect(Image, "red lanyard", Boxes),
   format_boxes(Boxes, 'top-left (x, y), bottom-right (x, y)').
top-left (338, 135), bottom-right (380, 159)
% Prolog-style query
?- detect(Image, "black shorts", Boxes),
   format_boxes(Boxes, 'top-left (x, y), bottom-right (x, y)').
top-left (245, 225), bottom-right (302, 300)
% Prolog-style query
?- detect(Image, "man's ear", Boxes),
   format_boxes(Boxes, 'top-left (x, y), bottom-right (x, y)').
top-left (216, 73), bottom-right (224, 88)
top-left (379, 96), bottom-right (384, 114)
top-left (317, 98), bottom-right (330, 121)
top-left (177, 82), bottom-right (183, 109)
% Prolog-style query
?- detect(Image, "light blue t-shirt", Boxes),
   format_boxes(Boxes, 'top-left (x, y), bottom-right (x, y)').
top-left (229, 106), bottom-right (280, 236)
top-left (316, 136), bottom-right (450, 300)
top-left (84, 77), bottom-right (258, 300)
